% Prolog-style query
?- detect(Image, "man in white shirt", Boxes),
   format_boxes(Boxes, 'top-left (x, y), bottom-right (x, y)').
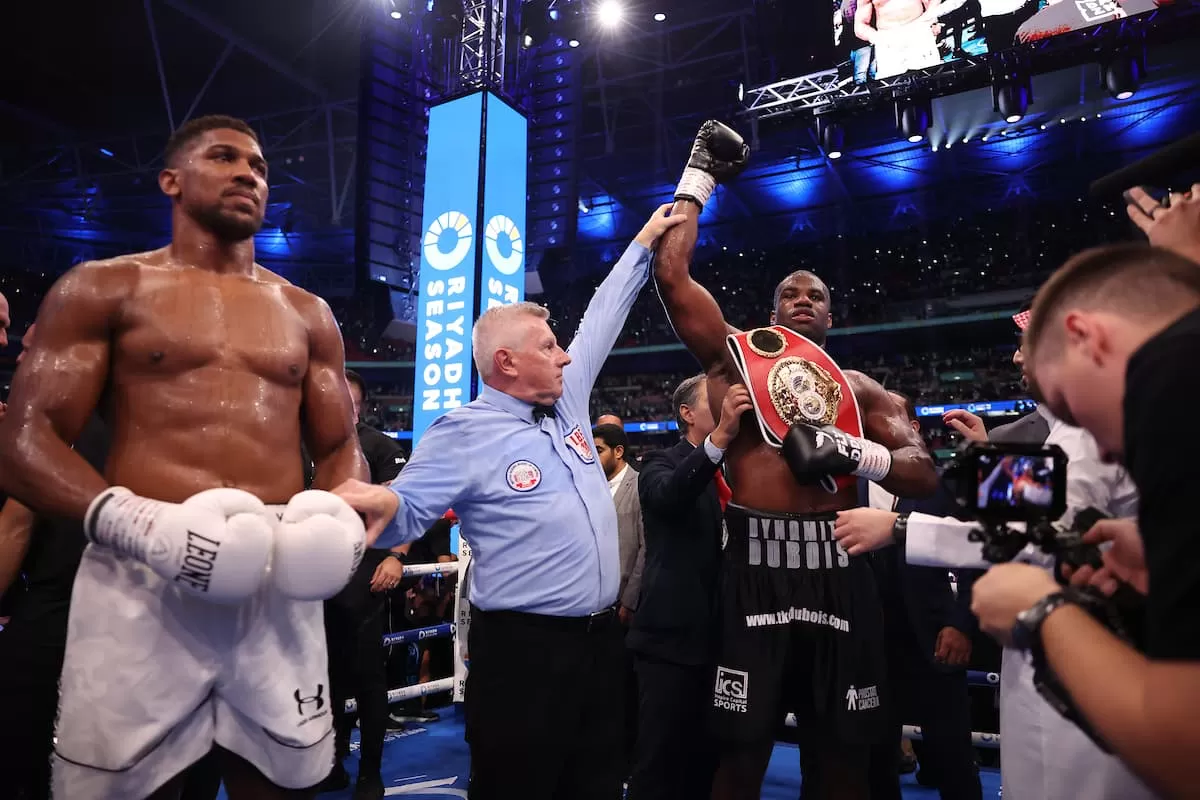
top-left (832, 308), bottom-right (1154, 800)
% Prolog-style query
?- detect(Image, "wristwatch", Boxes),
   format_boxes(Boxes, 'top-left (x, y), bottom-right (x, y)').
top-left (1012, 590), bottom-right (1074, 652)
top-left (891, 513), bottom-right (909, 547)
top-left (387, 551), bottom-right (406, 563)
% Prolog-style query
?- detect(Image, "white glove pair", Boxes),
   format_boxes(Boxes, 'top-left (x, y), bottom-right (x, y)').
top-left (84, 487), bottom-right (366, 603)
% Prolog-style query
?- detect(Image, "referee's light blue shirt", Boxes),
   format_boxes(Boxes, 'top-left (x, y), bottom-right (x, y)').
top-left (377, 242), bottom-right (651, 616)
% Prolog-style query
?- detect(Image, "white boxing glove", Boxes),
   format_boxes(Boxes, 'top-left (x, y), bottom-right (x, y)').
top-left (272, 490), bottom-right (366, 601)
top-left (84, 487), bottom-right (275, 603)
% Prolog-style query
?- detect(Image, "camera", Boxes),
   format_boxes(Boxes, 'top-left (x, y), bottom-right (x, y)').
top-left (945, 442), bottom-right (1108, 568)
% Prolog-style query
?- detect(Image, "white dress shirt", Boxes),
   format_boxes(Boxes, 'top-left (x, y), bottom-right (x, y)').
top-left (608, 464), bottom-right (629, 498)
top-left (905, 408), bottom-right (1139, 569)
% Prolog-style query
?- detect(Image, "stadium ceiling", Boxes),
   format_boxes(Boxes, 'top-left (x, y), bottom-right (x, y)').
top-left (0, 0), bottom-right (363, 242)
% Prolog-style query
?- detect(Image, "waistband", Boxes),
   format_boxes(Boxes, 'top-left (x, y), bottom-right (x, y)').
top-left (475, 606), bottom-right (619, 634)
top-left (724, 504), bottom-right (849, 571)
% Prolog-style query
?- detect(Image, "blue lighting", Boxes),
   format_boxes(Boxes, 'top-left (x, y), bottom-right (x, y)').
top-left (99, 148), bottom-right (114, 158)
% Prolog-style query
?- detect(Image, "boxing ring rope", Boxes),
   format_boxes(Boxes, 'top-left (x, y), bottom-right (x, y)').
top-left (353, 546), bottom-right (1004, 747)
top-left (782, 670), bottom-right (1003, 748)
top-left (345, 550), bottom-right (472, 714)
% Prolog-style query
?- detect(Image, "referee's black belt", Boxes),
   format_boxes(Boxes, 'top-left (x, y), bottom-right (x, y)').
top-left (477, 605), bottom-right (618, 633)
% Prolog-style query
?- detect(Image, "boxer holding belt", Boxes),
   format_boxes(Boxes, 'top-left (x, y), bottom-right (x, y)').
top-left (0, 115), bottom-right (369, 800)
top-left (655, 121), bottom-right (939, 800)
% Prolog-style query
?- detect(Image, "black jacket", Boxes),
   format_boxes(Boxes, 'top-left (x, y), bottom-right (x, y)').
top-left (627, 438), bottom-right (724, 667)
top-left (866, 475), bottom-right (981, 669)
top-left (357, 422), bottom-right (408, 485)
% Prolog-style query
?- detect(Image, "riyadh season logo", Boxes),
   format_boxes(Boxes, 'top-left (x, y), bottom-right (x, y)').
top-left (424, 211), bottom-right (473, 271)
top-left (484, 215), bottom-right (524, 276)
top-left (425, 211), bottom-right (524, 276)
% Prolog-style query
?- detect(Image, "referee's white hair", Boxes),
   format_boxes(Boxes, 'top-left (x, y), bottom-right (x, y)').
top-left (472, 301), bottom-right (552, 380)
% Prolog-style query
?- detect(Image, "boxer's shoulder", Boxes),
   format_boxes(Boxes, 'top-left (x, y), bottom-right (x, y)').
top-left (41, 256), bottom-right (143, 317)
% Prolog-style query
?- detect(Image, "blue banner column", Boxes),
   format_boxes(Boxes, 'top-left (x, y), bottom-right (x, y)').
top-left (412, 91), bottom-right (529, 444)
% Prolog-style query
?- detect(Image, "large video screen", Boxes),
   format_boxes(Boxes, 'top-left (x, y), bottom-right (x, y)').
top-left (834, 0), bottom-right (1161, 83)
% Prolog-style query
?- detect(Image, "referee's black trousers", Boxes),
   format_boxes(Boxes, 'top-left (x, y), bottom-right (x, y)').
top-left (324, 553), bottom-right (390, 777)
top-left (466, 608), bottom-right (625, 800)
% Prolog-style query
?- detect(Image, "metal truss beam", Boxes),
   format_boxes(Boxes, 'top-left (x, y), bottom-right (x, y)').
top-left (459, 0), bottom-right (507, 91)
top-left (143, 0), bottom-right (177, 132)
top-left (161, 0), bottom-right (329, 99)
top-left (744, 1), bottom-right (1200, 120)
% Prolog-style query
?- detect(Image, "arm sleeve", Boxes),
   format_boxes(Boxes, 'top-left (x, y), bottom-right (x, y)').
top-left (560, 243), bottom-right (651, 414)
top-left (377, 415), bottom-right (472, 548)
top-left (364, 429), bottom-right (408, 484)
top-left (638, 445), bottom-right (723, 517)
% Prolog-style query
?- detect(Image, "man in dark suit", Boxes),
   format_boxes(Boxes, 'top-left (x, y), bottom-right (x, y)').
top-left (866, 392), bottom-right (982, 800)
top-left (626, 375), bottom-right (752, 800)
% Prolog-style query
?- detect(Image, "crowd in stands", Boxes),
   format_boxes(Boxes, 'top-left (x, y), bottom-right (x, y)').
top-left (3, 196), bottom-right (1116, 441)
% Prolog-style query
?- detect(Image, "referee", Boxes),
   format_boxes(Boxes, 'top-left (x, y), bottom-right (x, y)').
top-left (332, 206), bottom-right (684, 800)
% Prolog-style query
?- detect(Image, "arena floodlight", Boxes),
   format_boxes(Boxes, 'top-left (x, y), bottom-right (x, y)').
top-left (654, 12), bottom-right (666, 21)
top-left (597, 0), bottom-right (624, 28)
top-left (993, 73), bottom-right (1032, 124)
top-left (1101, 48), bottom-right (1144, 101)
top-left (895, 98), bottom-right (931, 144)
top-left (519, 0), bottom-right (552, 49)
top-left (817, 117), bottom-right (844, 160)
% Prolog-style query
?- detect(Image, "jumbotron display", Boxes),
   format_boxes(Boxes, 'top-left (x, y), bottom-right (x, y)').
top-left (833, 0), bottom-right (1164, 83)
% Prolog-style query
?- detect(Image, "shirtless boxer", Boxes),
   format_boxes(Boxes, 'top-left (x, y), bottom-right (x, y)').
top-left (855, 0), bottom-right (944, 79)
top-left (0, 115), bottom-right (369, 800)
top-left (655, 121), bottom-right (938, 800)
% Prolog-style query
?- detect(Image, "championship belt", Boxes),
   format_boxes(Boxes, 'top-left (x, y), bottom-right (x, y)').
top-left (726, 326), bottom-right (863, 490)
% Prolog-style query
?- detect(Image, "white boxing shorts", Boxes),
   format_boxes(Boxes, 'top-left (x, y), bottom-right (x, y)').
top-left (52, 506), bottom-right (333, 799)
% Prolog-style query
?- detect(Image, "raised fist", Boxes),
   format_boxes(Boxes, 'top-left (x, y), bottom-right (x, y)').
top-left (675, 121), bottom-right (750, 208)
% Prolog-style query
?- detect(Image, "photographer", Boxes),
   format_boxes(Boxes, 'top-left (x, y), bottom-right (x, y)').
top-left (972, 242), bottom-right (1200, 799)
top-left (833, 303), bottom-right (1151, 799)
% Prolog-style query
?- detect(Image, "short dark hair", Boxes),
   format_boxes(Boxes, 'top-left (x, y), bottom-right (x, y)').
top-left (592, 424), bottom-right (628, 452)
top-left (1027, 243), bottom-right (1200, 363)
top-left (889, 390), bottom-right (918, 424)
top-left (672, 373), bottom-right (707, 433)
top-left (345, 370), bottom-right (369, 403)
top-left (164, 115), bottom-right (258, 167)
top-left (773, 269), bottom-right (830, 309)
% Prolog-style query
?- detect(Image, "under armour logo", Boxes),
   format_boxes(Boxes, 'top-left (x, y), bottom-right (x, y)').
top-left (294, 684), bottom-right (325, 716)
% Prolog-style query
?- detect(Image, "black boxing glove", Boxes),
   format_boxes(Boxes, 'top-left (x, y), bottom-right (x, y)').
top-left (782, 423), bottom-right (893, 490)
top-left (675, 120), bottom-right (750, 209)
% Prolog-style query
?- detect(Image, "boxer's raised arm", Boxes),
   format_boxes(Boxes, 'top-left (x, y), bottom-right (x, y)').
top-left (848, 371), bottom-right (938, 498)
top-left (0, 263), bottom-right (127, 518)
top-left (656, 122), bottom-right (750, 370)
top-left (298, 293), bottom-right (370, 490)
top-left (654, 200), bottom-right (731, 369)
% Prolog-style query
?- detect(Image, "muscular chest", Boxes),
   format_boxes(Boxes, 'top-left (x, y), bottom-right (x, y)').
top-left (117, 279), bottom-right (309, 383)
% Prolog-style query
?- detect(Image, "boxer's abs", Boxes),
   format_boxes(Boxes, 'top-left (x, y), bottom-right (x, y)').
top-left (104, 324), bottom-right (310, 504)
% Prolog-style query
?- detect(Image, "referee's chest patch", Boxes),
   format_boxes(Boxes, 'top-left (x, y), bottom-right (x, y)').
top-left (564, 425), bottom-right (595, 464)
top-left (506, 460), bottom-right (542, 492)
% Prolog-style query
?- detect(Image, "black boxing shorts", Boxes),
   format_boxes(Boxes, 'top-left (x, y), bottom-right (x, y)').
top-left (711, 504), bottom-right (889, 746)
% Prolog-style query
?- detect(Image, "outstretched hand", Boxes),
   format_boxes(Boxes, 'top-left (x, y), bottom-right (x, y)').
top-left (331, 479), bottom-right (400, 546)
top-left (634, 203), bottom-right (688, 250)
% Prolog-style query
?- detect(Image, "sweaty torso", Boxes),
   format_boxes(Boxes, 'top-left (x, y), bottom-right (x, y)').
top-left (103, 250), bottom-right (311, 505)
top-left (707, 359), bottom-right (859, 515)
top-left (869, 0), bottom-right (928, 29)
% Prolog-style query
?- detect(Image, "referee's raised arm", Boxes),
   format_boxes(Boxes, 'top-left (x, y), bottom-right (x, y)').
top-left (330, 211), bottom-right (684, 799)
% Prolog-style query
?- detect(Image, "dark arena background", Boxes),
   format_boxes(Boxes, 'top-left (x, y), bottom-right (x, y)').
top-left (2, 0), bottom-right (1199, 798)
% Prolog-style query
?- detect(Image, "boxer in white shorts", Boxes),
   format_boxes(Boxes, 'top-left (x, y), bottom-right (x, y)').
top-left (0, 114), bottom-right (372, 799)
